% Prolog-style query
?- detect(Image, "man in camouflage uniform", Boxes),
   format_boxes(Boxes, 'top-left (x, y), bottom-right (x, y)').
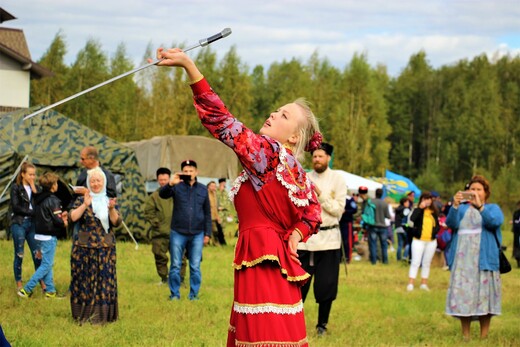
top-left (144, 168), bottom-right (175, 284)
top-left (217, 178), bottom-right (235, 241)
top-left (207, 181), bottom-right (224, 245)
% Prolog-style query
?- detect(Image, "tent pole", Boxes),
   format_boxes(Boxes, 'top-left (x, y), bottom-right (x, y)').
top-left (0, 154), bottom-right (29, 203)
top-left (121, 220), bottom-right (139, 250)
top-left (340, 237), bottom-right (348, 278)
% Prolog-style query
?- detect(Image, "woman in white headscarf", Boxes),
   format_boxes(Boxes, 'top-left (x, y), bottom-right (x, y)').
top-left (69, 167), bottom-right (121, 325)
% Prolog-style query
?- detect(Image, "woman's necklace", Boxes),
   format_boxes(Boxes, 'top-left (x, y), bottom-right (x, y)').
top-left (284, 163), bottom-right (306, 190)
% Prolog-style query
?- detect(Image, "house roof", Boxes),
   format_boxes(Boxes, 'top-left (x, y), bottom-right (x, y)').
top-left (0, 27), bottom-right (52, 78)
top-left (0, 8), bottom-right (16, 24)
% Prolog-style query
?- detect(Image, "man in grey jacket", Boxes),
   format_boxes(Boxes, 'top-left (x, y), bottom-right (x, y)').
top-left (368, 188), bottom-right (391, 264)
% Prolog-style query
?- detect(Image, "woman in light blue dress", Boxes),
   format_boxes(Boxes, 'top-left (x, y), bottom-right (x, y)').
top-left (445, 175), bottom-right (504, 340)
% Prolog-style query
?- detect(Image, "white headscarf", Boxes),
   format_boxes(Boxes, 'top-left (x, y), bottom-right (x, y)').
top-left (86, 167), bottom-right (110, 232)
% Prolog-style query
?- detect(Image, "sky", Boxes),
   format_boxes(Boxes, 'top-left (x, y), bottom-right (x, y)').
top-left (2, 0), bottom-right (520, 76)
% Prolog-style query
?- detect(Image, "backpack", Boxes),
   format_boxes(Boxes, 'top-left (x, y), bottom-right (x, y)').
top-left (361, 199), bottom-right (376, 226)
top-left (436, 227), bottom-right (452, 250)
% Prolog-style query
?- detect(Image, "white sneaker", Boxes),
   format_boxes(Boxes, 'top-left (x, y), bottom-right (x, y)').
top-left (406, 284), bottom-right (414, 291)
top-left (420, 284), bottom-right (430, 291)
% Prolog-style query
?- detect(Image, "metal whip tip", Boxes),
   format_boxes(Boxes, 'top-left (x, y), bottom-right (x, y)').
top-left (221, 28), bottom-right (232, 37)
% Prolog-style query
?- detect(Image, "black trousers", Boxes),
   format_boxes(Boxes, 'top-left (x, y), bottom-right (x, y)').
top-left (298, 248), bottom-right (341, 327)
top-left (216, 222), bottom-right (227, 245)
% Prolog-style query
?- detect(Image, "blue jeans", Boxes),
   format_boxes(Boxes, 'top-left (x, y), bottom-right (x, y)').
top-left (368, 226), bottom-right (388, 264)
top-left (396, 231), bottom-right (406, 260)
top-left (169, 231), bottom-right (204, 299)
top-left (25, 237), bottom-right (57, 293)
top-left (11, 219), bottom-right (41, 282)
top-left (403, 245), bottom-right (409, 259)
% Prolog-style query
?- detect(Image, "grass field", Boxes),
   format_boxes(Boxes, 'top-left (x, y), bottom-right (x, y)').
top-left (0, 231), bottom-right (519, 347)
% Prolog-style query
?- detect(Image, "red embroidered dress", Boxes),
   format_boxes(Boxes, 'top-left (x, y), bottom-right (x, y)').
top-left (191, 79), bottom-right (321, 347)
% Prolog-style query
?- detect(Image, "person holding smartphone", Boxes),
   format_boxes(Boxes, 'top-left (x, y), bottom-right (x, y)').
top-left (445, 175), bottom-right (504, 341)
top-left (159, 160), bottom-right (212, 301)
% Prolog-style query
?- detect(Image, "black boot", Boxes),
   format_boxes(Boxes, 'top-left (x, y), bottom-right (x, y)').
top-left (316, 323), bottom-right (327, 337)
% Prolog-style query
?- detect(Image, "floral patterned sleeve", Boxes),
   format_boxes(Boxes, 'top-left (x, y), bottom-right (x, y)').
top-left (191, 78), bottom-right (278, 185)
top-left (191, 78), bottom-right (322, 237)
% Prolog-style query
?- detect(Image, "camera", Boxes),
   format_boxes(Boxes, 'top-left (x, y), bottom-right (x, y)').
top-left (460, 191), bottom-right (474, 200)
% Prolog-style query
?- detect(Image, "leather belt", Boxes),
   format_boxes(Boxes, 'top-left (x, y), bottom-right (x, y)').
top-left (320, 224), bottom-right (339, 231)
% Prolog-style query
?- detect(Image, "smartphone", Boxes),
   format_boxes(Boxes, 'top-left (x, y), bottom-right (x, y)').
top-left (460, 191), bottom-right (474, 200)
top-left (179, 174), bottom-right (191, 182)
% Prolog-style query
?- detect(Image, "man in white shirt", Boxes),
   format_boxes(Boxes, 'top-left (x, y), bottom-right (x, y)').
top-left (298, 143), bottom-right (347, 336)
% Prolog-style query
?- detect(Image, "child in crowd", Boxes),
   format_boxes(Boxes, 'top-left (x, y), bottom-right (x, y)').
top-left (436, 213), bottom-right (452, 270)
top-left (18, 172), bottom-right (67, 298)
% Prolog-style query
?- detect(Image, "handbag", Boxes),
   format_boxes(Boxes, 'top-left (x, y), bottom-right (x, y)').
top-left (498, 250), bottom-right (512, 274)
top-left (492, 232), bottom-right (512, 274)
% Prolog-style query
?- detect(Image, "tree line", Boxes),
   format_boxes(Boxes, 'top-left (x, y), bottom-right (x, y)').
top-left (30, 31), bottom-right (520, 213)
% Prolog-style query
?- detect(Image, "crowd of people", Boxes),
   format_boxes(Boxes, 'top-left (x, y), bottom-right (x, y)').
top-left (339, 176), bottom-right (508, 340)
top-left (10, 147), bottom-right (123, 325)
top-left (6, 45), bottom-right (515, 346)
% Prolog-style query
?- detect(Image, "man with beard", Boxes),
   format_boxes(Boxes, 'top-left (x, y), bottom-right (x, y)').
top-left (298, 142), bottom-right (347, 336)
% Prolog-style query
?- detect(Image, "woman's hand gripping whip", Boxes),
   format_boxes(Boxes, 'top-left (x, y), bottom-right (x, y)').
top-left (23, 28), bottom-right (232, 121)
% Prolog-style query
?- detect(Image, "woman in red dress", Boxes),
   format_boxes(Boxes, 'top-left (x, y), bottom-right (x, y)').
top-left (154, 48), bottom-right (322, 346)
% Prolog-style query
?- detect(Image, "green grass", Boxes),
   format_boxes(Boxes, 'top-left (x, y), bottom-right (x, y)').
top-left (0, 231), bottom-right (519, 347)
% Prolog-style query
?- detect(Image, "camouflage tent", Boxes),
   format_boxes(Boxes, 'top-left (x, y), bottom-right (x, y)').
top-left (124, 135), bottom-right (240, 183)
top-left (0, 107), bottom-right (148, 240)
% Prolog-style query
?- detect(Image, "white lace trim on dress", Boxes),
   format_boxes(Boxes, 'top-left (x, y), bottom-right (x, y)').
top-left (233, 300), bottom-right (303, 315)
top-left (229, 146), bottom-right (310, 207)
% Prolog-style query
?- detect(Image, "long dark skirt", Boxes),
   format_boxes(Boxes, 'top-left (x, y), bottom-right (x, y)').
top-left (70, 245), bottom-right (118, 325)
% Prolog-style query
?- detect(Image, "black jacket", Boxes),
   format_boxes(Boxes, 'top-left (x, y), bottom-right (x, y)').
top-left (340, 196), bottom-right (358, 224)
top-left (34, 191), bottom-right (66, 237)
top-left (395, 205), bottom-right (407, 228)
top-left (410, 207), bottom-right (439, 240)
top-left (10, 183), bottom-right (37, 226)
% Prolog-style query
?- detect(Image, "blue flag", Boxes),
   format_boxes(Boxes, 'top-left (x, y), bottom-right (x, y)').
top-left (383, 170), bottom-right (421, 202)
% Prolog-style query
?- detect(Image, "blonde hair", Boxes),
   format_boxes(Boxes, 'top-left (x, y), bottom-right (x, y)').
top-left (292, 98), bottom-right (320, 161)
